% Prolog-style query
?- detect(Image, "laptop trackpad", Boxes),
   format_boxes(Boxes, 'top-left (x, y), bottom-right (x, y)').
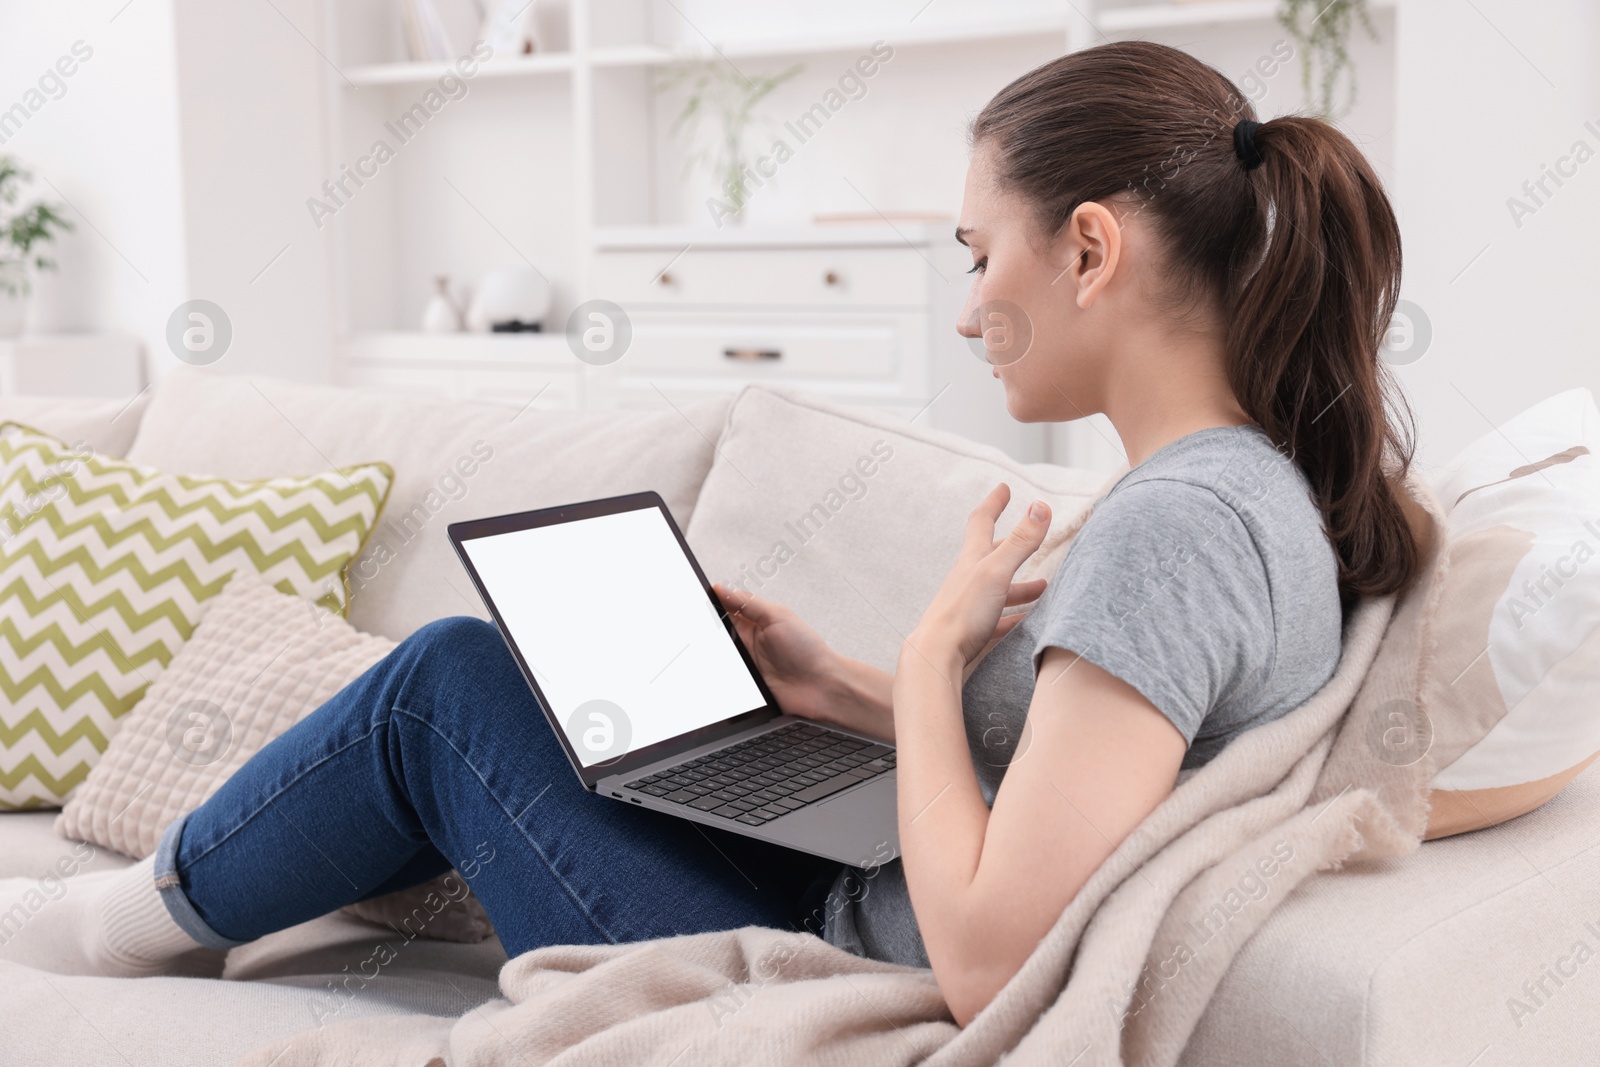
top-left (768, 774), bottom-right (900, 867)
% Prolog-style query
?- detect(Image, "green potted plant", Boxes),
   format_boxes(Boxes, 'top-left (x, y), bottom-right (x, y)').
top-left (0, 157), bottom-right (73, 338)
top-left (657, 59), bottom-right (803, 226)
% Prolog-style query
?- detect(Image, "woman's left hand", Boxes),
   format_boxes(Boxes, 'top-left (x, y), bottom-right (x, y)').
top-left (907, 482), bottom-right (1053, 671)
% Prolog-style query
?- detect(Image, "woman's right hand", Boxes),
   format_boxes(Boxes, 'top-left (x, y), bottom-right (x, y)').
top-left (712, 582), bottom-right (895, 743)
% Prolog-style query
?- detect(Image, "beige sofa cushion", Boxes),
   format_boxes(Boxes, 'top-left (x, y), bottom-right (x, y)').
top-left (1180, 756), bottom-right (1600, 1066)
top-left (124, 367), bottom-right (733, 642)
top-left (0, 811), bottom-right (132, 879)
top-left (0, 391), bottom-right (150, 459)
top-left (683, 386), bottom-right (1110, 673)
top-left (0, 912), bottom-right (505, 1067)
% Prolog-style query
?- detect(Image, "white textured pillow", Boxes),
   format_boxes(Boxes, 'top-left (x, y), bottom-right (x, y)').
top-left (1418, 387), bottom-right (1600, 837)
top-left (683, 386), bottom-right (1111, 673)
top-left (55, 569), bottom-right (397, 855)
top-left (55, 569), bottom-right (496, 942)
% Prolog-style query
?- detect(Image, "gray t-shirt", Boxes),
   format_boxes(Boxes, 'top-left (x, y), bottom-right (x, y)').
top-left (820, 424), bottom-right (1343, 967)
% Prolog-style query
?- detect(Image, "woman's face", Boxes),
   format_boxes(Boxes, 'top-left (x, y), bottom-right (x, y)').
top-left (955, 145), bottom-right (1130, 424)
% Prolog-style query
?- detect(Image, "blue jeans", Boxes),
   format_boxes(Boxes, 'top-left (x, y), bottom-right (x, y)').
top-left (151, 616), bottom-right (844, 957)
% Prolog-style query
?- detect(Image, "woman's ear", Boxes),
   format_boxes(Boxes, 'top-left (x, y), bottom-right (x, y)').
top-left (1056, 201), bottom-right (1122, 310)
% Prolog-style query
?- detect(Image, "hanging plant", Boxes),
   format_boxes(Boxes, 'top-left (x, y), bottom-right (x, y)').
top-left (657, 58), bottom-right (803, 223)
top-left (1277, 0), bottom-right (1379, 120)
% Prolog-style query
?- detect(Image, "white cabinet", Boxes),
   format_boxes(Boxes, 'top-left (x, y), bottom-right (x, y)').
top-left (339, 332), bottom-right (584, 411)
top-left (0, 336), bottom-right (145, 397)
top-left (617, 312), bottom-right (911, 380)
top-left (590, 247), bottom-right (930, 308)
top-left (586, 227), bottom-right (1044, 458)
top-left (336, 226), bottom-right (1046, 460)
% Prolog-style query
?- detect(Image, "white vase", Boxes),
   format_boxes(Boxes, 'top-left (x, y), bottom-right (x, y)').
top-left (0, 287), bottom-right (29, 340)
top-left (420, 275), bottom-right (463, 333)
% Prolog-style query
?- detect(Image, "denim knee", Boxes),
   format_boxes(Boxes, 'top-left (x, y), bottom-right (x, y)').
top-left (391, 615), bottom-right (519, 721)
top-left (407, 615), bottom-right (504, 661)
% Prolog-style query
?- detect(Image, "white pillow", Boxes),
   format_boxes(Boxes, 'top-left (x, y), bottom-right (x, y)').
top-left (55, 569), bottom-right (397, 855)
top-left (55, 569), bottom-right (495, 942)
top-left (1421, 387), bottom-right (1600, 836)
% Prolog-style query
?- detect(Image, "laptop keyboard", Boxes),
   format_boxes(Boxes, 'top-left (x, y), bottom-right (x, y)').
top-left (623, 721), bottom-right (896, 827)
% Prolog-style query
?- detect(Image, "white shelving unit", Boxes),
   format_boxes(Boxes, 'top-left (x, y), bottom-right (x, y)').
top-left (318, 0), bottom-right (1397, 464)
top-left (346, 53), bottom-right (576, 87)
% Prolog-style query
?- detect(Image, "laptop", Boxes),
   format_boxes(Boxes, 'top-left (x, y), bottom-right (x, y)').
top-left (447, 490), bottom-right (900, 868)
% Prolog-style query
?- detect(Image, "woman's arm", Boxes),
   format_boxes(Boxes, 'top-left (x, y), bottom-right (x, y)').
top-left (893, 485), bottom-right (1186, 1025)
top-left (713, 583), bottom-right (896, 743)
top-left (897, 644), bottom-right (1184, 1024)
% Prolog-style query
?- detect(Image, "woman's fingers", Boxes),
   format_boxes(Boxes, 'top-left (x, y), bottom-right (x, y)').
top-left (714, 586), bottom-right (764, 651)
top-left (992, 607), bottom-right (1030, 633)
top-left (1005, 578), bottom-right (1048, 606)
top-left (713, 582), bottom-right (778, 625)
top-left (712, 581), bottom-right (751, 615)
top-left (990, 499), bottom-right (1052, 572)
top-left (964, 482), bottom-right (1012, 551)
top-left (991, 610), bottom-right (1029, 639)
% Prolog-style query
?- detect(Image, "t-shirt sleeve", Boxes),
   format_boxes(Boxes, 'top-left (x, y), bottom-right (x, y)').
top-left (1030, 478), bottom-right (1275, 747)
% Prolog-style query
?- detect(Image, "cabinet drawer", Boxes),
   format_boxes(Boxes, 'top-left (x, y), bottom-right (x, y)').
top-left (622, 315), bottom-right (902, 380)
top-left (592, 247), bottom-right (930, 308)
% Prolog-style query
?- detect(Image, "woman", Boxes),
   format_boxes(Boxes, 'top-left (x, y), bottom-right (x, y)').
top-left (0, 40), bottom-right (1421, 1026)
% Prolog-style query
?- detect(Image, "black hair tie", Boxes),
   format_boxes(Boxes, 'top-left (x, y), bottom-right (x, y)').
top-left (1233, 119), bottom-right (1265, 171)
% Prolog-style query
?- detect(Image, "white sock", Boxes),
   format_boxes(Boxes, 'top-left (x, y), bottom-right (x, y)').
top-left (94, 855), bottom-right (212, 972)
top-left (0, 855), bottom-right (225, 977)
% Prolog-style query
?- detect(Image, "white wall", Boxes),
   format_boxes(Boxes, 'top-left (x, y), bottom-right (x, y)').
top-left (1393, 0), bottom-right (1600, 470)
top-left (167, 0), bottom-right (335, 382)
top-left (0, 0), bottom-right (190, 376)
top-left (0, 0), bottom-right (337, 385)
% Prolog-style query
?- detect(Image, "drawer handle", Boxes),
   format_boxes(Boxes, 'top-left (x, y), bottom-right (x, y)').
top-left (656, 271), bottom-right (675, 286)
top-left (723, 347), bottom-right (782, 362)
top-left (823, 270), bottom-right (842, 286)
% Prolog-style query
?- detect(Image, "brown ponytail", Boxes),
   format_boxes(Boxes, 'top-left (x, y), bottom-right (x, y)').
top-left (972, 40), bottom-right (1420, 605)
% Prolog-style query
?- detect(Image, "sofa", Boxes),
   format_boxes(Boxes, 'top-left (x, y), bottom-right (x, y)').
top-left (2, 366), bottom-right (1597, 1066)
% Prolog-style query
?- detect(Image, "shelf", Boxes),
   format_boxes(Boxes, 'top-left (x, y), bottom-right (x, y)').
top-left (345, 52), bottom-right (574, 88)
top-left (1095, 0), bottom-right (1393, 33)
top-left (1097, 0), bottom-right (1279, 31)
top-left (342, 0), bottom-right (1398, 84)
top-left (591, 223), bottom-right (951, 251)
top-left (588, 14), bottom-right (1071, 68)
top-left (339, 331), bottom-right (579, 366)
top-left (589, 45), bottom-right (677, 68)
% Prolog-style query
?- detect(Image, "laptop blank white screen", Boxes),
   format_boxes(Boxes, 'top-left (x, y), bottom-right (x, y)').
top-left (459, 505), bottom-right (768, 767)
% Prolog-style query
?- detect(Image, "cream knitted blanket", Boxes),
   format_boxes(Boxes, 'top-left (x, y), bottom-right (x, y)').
top-left (240, 490), bottom-right (1442, 1067)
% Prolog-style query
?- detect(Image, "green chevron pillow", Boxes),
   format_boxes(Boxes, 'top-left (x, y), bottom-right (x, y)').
top-left (0, 422), bottom-right (393, 809)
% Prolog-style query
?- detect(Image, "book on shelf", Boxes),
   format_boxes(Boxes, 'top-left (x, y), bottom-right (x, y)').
top-left (404, 0), bottom-right (458, 62)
